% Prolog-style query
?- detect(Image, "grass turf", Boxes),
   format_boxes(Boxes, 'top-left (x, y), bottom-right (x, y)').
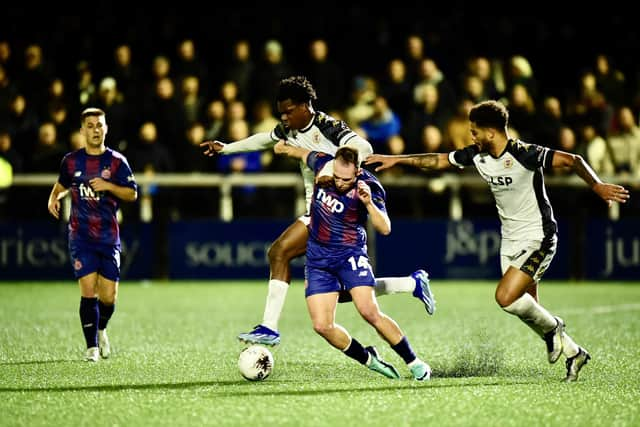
top-left (1, 281), bottom-right (639, 426)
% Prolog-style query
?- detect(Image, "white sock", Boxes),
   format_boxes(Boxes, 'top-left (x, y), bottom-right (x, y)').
top-left (561, 332), bottom-right (580, 358)
top-left (374, 276), bottom-right (414, 296)
top-left (261, 279), bottom-right (289, 331)
top-left (503, 293), bottom-right (557, 337)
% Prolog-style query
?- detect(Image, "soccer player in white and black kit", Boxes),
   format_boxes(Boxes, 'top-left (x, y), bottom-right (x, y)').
top-left (365, 100), bottom-right (630, 382)
top-left (201, 76), bottom-right (435, 346)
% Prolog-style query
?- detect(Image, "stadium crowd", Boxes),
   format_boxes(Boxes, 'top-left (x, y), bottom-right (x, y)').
top-left (1, 11), bottom-right (639, 220)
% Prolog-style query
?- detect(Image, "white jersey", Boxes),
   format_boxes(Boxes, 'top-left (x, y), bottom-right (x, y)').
top-left (448, 139), bottom-right (558, 242)
top-left (270, 112), bottom-right (367, 213)
top-left (219, 111), bottom-right (371, 214)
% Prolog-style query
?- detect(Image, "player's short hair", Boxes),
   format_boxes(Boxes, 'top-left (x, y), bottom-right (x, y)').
top-left (276, 76), bottom-right (318, 104)
top-left (469, 100), bottom-right (509, 129)
top-left (81, 107), bottom-right (106, 124)
top-left (335, 146), bottom-right (359, 168)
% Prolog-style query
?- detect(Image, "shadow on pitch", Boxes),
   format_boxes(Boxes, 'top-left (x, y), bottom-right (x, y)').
top-left (0, 359), bottom-right (78, 366)
top-left (0, 377), bottom-right (540, 394)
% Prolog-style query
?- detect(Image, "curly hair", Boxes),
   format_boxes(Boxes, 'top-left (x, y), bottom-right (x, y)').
top-left (469, 100), bottom-right (509, 129)
top-left (276, 76), bottom-right (318, 104)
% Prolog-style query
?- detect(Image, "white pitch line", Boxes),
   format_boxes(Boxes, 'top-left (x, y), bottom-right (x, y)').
top-left (562, 303), bottom-right (640, 315)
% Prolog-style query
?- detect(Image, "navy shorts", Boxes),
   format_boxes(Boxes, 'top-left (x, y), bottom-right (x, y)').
top-left (305, 252), bottom-right (375, 298)
top-left (69, 241), bottom-right (121, 281)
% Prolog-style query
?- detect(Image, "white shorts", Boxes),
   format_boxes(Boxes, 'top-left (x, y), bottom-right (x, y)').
top-left (500, 236), bottom-right (557, 283)
top-left (297, 214), bottom-right (311, 227)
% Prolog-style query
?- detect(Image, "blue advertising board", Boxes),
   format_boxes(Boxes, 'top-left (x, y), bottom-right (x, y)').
top-left (375, 219), bottom-right (570, 280)
top-left (0, 222), bottom-right (154, 280)
top-left (168, 220), bottom-right (305, 279)
top-left (585, 219), bottom-right (640, 279)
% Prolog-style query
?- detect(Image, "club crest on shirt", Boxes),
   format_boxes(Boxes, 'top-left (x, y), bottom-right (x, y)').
top-left (313, 131), bottom-right (321, 144)
top-left (504, 158), bottom-right (513, 168)
top-left (74, 171), bottom-right (82, 177)
top-left (101, 169), bottom-right (111, 179)
top-left (74, 259), bottom-right (83, 271)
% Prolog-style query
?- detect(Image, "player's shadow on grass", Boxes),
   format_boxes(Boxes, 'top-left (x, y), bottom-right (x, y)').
top-left (0, 378), bottom-right (540, 394)
top-left (0, 359), bottom-right (78, 366)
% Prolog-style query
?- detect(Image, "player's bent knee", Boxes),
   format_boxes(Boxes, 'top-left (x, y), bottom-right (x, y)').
top-left (359, 308), bottom-right (382, 325)
top-left (312, 323), bottom-right (334, 337)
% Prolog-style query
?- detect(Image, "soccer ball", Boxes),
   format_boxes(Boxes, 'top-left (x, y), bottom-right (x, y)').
top-left (238, 345), bottom-right (274, 381)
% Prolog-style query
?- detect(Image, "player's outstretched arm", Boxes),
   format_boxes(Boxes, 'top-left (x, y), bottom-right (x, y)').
top-left (552, 150), bottom-right (630, 207)
top-left (273, 140), bottom-right (311, 163)
top-left (200, 132), bottom-right (275, 157)
top-left (365, 152), bottom-right (453, 172)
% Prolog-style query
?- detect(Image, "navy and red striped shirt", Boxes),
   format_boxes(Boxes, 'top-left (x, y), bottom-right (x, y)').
top-left (58, 148), bottom-right (137, 246)
top-left (306, 151), bottom-right (386, 255)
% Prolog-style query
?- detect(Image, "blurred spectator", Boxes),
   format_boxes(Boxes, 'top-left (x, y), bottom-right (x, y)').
top-left (445, 98), bottom-right (474, 150)
top-left (95, 76), bottom-right (129, 150)
top-left (174, 39), bottom-right (208, 87)
top-left (69, 129), bottom-right (86, 151)
top-left (535, 96), bottom-right (564, 146)
top-left (594, 54), bottom-right (626, 107)
top-left (30, 122), bottom-right (66, 172)
top-left (17, 44), bottom-right (51, 112)
top-left (360, 96), bottom-right (401, 151)
top-left (304, 38), bottom-right (344, 111)
top-left (344, 75), bottom-right (376, 127)
top-left (2, 94), bottom-right (39, 158)
top-left (76, 61), bottom-right (96, 107)
top-left (204, 99), bottom-right (226, 141)
top-left (607, 106), bottom-right (640, 176)
top-left (507, 83), bottom-right (537, 141)
top-left (252, 39), bottom-right (292, 108)
top-left (582, 124), bottom-right (614, 176)
top-left (224, 40), bottom-right (254, 105)
top-left (179, 75), bottom-right (205, 126)
top-left (505, 55), bottom-right (538, 100)
top-left (380, 58), bottom-right (413, 122)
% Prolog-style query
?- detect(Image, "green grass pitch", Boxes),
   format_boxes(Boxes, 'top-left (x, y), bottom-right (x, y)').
top-left (1, 280), bottom-right (639, 426)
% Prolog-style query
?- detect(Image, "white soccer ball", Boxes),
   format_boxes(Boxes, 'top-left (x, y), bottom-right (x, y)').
top-left (238, 345), bottom-right (274, 381)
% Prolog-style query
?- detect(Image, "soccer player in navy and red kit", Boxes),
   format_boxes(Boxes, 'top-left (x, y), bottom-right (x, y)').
top-left (48, 108), bottom-right (137, 362)
top-left (274, 141), bottom-right (431, 380)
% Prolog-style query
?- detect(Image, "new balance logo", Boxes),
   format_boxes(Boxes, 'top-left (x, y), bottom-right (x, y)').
top-left (316, 188), bottom-right (344, 213)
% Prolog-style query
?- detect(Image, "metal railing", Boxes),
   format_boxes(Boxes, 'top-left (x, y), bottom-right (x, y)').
top-left (12, 172), bottom-right (635, 221)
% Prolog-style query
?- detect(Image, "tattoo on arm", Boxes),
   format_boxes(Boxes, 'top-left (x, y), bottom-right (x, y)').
top-left (409, 154), bottom-right (441, 170)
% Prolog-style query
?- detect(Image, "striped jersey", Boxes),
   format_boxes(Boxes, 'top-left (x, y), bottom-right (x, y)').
top-left (306, 151), bottom-right (387, 259)
top-left (271, 112), bottom-right (365, 213)
top-left (57, 148), bottom-right (137, 246)
top-left (448, 139), bottom-right (557, 241)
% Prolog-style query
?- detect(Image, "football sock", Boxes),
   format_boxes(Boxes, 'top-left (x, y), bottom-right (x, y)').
top-left (79, 297), bottom-right (99, 348)
top-left (374, 276), bottom-right (414, 296)
top-left (391, 336), bottom-right (417, 364)
top-left (261, 279), bottom-right (288, 331)
top-left (502, 293), bottom-right (557, 338)
top-left (343, 337), bottom-right (369, 365)
top-left (98, 300), bottom-right (115, 330)
top-left (561, 332), bottom-right (580, 358)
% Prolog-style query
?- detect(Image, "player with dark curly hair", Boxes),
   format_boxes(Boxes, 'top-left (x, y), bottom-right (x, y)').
top-left (201, 76), bottom-right (435, 346)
